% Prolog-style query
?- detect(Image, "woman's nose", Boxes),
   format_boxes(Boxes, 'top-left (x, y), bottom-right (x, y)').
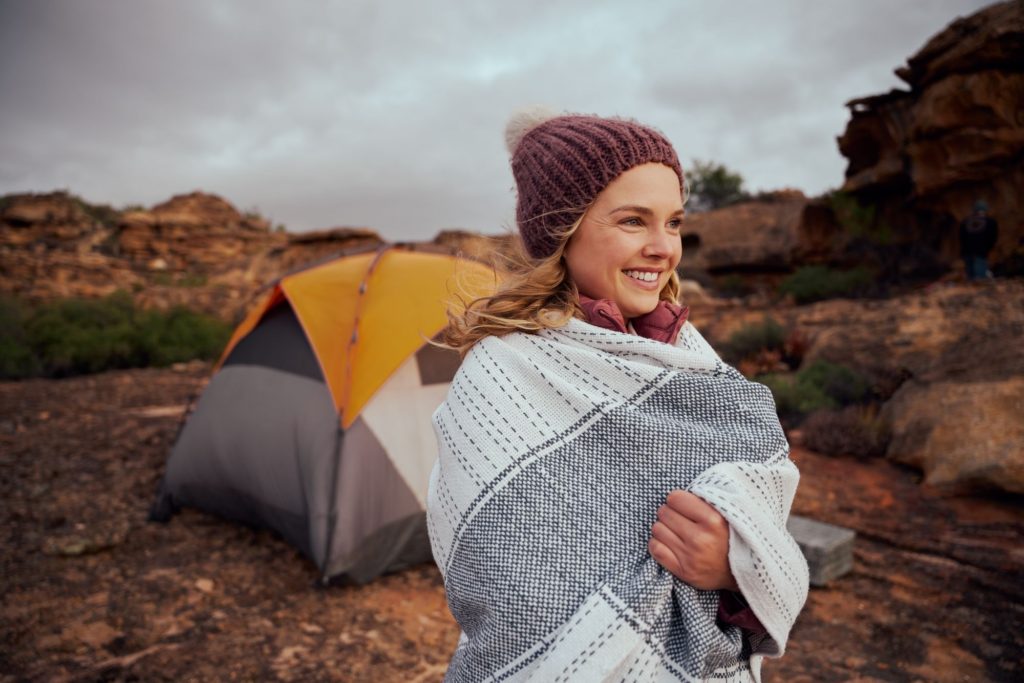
top-left (643, 225), bottom-right (678, 259)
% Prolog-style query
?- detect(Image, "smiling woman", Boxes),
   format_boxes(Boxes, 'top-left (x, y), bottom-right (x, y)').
top-left (428, 109), bottom-right (808, 682)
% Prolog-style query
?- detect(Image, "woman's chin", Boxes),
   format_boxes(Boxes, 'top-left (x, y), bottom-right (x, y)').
top-left (618, 298), bottom-right (660, 320)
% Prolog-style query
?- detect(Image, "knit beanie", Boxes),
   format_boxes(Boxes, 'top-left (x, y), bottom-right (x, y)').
top-left (505, 107), bottom-right (685, 260)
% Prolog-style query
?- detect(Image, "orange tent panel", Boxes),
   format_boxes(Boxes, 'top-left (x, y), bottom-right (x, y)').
top-left (280, 248), bottom-right (495, 427)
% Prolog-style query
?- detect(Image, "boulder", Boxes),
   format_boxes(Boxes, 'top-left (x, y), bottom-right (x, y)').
top-left (881, 376), bottom-right (1024, 494)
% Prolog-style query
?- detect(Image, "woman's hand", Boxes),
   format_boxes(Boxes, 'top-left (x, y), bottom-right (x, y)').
top-left (648, 490), bottom-right (739, 591)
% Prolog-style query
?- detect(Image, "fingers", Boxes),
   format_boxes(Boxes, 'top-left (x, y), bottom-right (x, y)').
top-left (650, 519), bottom-right (685, 552)
top-left (648, 538), bottom-right (684, 577)
top-left (657, 500), bottom-right (699, 538)
top-left (665, 490), bottom-right (720, 526)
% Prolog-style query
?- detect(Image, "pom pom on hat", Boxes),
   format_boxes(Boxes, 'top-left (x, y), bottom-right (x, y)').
top-left (504, 105), bottom-right (560, 156)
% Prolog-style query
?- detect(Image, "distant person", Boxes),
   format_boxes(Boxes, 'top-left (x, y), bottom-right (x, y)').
top-left (959, 200), bottom-right (998, 280)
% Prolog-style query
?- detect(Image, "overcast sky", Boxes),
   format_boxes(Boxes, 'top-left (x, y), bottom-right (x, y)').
top-left (0, 0), bottom-right (993, 241)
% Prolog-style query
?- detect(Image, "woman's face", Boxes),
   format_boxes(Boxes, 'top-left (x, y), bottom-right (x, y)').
top-left (563, 162), bottom-right (684, 319)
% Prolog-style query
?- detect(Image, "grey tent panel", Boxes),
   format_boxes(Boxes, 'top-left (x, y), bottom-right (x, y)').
top-left (159, 364), bottom-right (341, 565)
top-left (323, 415), bottom-right (429, 582)
top-left (222, 303), bottom-right (322, 380)
top-left (333, 512), bottom-right (432, 585)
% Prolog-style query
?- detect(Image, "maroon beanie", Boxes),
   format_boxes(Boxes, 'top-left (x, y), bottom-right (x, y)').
top-left (506, 108), bottom-right (685, 260)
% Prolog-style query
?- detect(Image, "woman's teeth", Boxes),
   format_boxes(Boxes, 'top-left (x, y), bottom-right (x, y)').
top-left (624, 270), bottom-right (659, 282)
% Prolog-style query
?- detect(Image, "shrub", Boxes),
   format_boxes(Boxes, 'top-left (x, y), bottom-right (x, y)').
top-left (797, 359), bottom-right (872, 406)
top-left (801, 406), bottom-right (891, 458)
top-left (0, 292), bottom-right (231, 380)
top-left (778, 265), bottom-right (873, 304)
top-left (0, 297), bottom-right (40, 379)
top-left (721, 317), bottom-right (786, 363)
top-left (134, 306), bottom-right (230, 367)
top-left (757, 372), bottom-right (836, 424)
top-left (24, 292), bottom-right (141, 376)
top-left (756, 359), bottom-right (873, 425)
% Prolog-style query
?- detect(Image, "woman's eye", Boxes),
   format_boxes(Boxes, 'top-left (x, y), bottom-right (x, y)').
top-left (621, 217), bottom-right (643, 227)
top-left (667, 219), bottom-right (683, 231)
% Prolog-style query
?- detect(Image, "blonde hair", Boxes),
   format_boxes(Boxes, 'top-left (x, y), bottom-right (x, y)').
top-left (443, 212), bottom-right (682, 356)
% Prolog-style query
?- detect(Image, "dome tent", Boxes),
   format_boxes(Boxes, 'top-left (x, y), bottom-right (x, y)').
top-left (150, 243), bottom-right (495, 583)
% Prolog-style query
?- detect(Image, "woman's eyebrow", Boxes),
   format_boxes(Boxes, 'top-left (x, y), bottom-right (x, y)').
top-left (610, 205), bottom-right (685, 217)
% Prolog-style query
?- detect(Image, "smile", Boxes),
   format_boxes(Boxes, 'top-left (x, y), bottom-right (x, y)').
top-left (623, 270), bottom-right (660, 283)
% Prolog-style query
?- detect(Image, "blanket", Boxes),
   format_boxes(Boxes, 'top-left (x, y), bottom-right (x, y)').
top-left (427, 319), bottom-right (808, 682)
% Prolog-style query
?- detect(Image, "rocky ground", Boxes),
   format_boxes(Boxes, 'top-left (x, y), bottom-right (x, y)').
top-left (1, 364), bottom-right (1022, 682)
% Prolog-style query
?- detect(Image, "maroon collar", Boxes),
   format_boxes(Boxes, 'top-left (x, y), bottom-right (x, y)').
top-left (578, 295), bottom-right (689, 344)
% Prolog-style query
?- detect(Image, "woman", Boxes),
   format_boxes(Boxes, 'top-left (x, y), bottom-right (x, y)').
top-left (427, 109), bottom-right (808, 683)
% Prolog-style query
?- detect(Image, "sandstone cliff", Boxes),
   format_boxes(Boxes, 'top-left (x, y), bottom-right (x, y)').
top-left (0, 191), bottom-right (385, 320)
top-left (836, 1), bottom-right (1023, 266)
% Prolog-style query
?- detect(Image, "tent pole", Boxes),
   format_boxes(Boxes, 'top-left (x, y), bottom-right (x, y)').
top-left (320, 421), bottom-right (345, 585)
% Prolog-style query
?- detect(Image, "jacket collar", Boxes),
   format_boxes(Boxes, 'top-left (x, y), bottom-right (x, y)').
top-left (578, 295), bottom-right (689, 345)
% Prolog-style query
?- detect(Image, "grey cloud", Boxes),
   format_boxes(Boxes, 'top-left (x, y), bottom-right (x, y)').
top-left (0, 0), bottom-right (995, 240)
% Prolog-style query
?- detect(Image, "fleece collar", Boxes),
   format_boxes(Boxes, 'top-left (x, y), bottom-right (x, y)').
top-left (578, 295), bottom-right (688, 345)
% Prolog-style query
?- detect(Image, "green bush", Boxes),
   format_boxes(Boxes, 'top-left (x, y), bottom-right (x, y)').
top-left (721, 317), bottom-right (786, 363)
top-left (797, 360), bottom-right (871, 406)
top-left (778, 265), bottom-right (873, 304)
top-left (25, 292), bottom-right (141, 375)
top-left (757, 372), bottom-right (836, 424)
top-left (0, 297), bottom-right (40, 379)
top-left (134, 306), bottom-right (229, 367)
top-left (757, 359), bottom-right (872, 425)
top-left (0, 292), bottom-right (231, 380)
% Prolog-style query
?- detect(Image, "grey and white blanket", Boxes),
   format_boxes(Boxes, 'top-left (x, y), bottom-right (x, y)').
top-left (427, 319), bottom-right (808, 682)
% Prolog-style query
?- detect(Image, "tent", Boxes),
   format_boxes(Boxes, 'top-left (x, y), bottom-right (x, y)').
top-left (150, 243), bottom-right (495, 583)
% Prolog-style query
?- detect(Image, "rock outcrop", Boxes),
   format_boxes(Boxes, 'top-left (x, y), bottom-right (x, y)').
top-left (116, 192), bottom-right (279, 271)
top-left (679, 190), bottom-right (808, 275)
top-left (0, 192), bottom-right (142, 301)
top-left (0, 191), bottom-right (385, 319)
top-left (837, 1), bottom-right (1024, 267)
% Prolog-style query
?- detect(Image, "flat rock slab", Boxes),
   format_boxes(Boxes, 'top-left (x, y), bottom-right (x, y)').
top-left (787, 514), bottom-right (856, 586)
